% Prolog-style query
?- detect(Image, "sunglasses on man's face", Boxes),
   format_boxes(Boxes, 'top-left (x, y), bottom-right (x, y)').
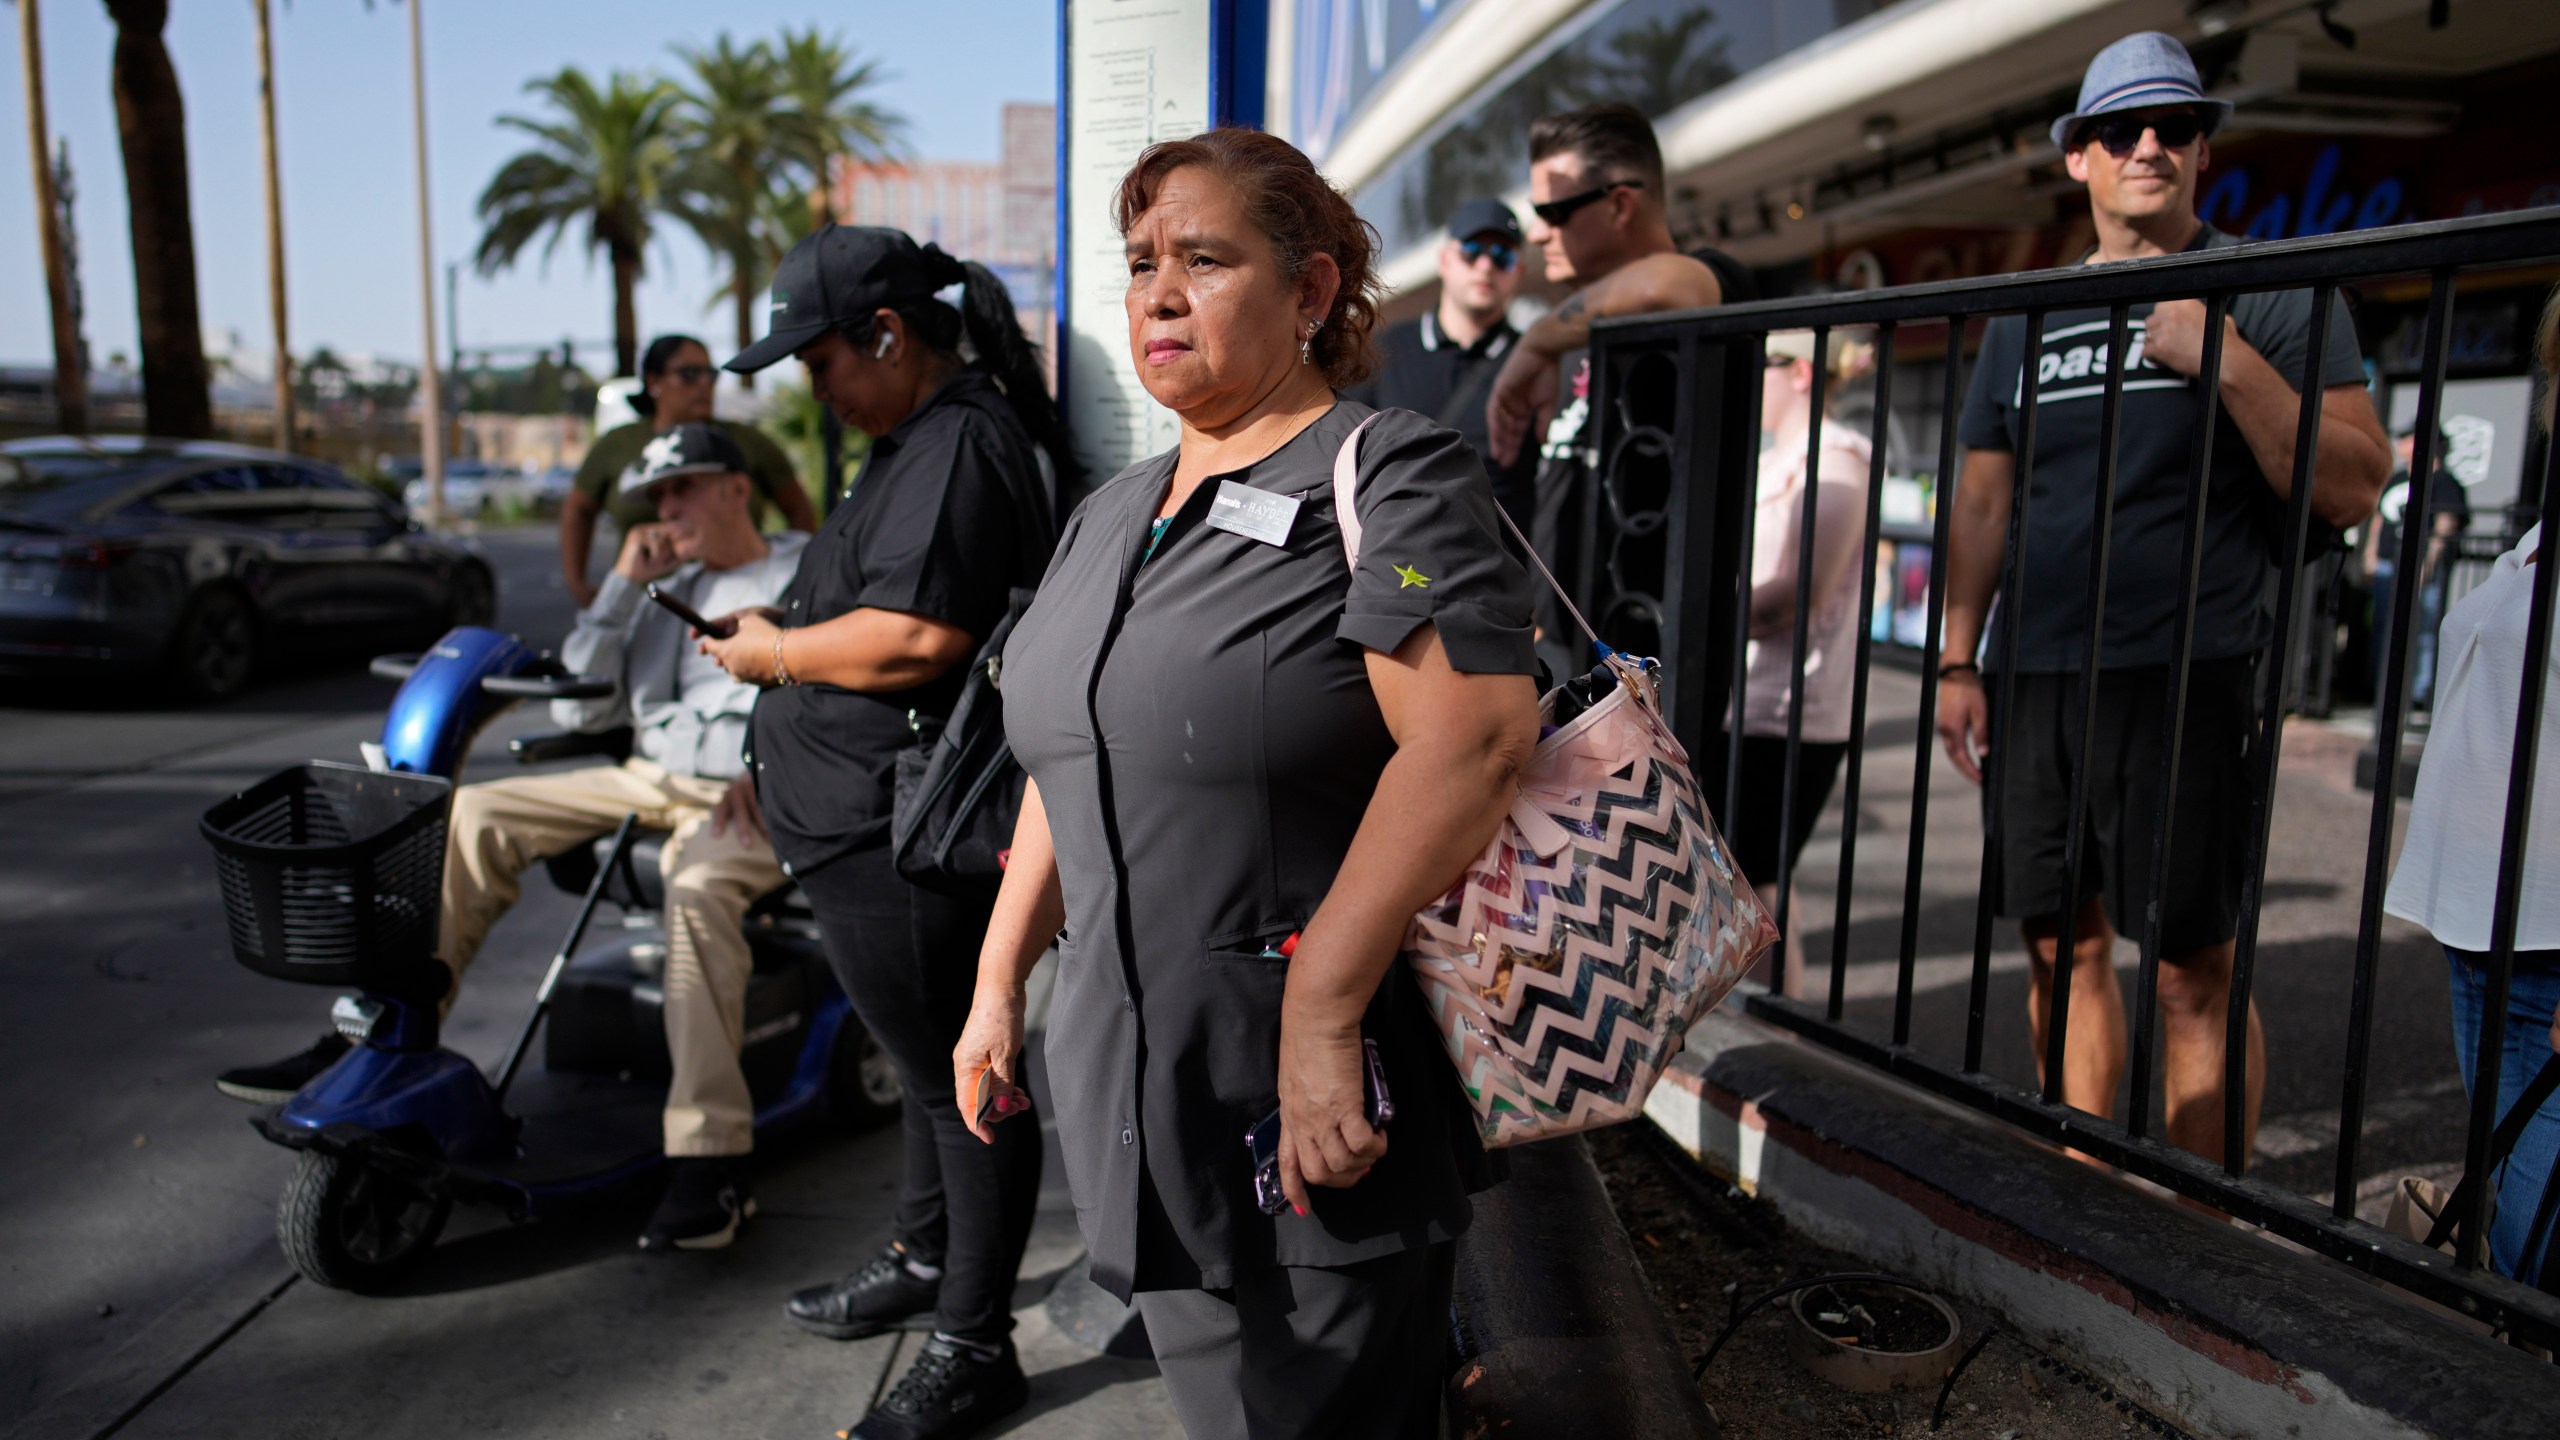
top-left (2077, 112), bottom-right (2204, 159)
top-left (1458, 237), bottom-right (1518, 270)
top-left (1530, 179), bottom-right (1642, 229)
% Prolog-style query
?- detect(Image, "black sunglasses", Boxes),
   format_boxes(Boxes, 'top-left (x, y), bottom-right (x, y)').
top-left (1458, 237), bottom-right (1519, 270)
top-left (664, 363), bottom-right (717, 384)
top-left (1530, 179), bottom-right (1642, 228)
top-left (2076, 111), bottom-right (2205, 158)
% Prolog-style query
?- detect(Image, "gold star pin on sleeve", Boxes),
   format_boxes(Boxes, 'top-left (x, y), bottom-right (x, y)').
top-left (1393, 563), bottom-right (1431, 589)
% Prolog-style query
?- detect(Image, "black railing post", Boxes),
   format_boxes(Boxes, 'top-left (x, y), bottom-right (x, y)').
top-left (1831, 323), bottom-right (1898, 1023)
top-left (1774, 328), bottom-right (1832, 964)
top-left (2222, 282), bottom-right (2339, 1176)
top-left (2334, 279), bottom-right (2458, 1212)
top-left (2127, 296), bottom-right (2228, 1144)
top-left (1644, 331), bottom-right (1758, 770)
top-left (1967, 308), bottom-right (2046, 1076)
top-left (1898, 320), bottom-right (1968, 1047)
top-left (2041, 305), bottom-right (2134, 1111)
top-left (2454, 374), bottom-right (2560, 1270)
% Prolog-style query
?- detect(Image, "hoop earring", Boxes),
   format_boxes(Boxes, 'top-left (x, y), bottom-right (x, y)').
top-left (1300, 318), bottom-right (1322, 367)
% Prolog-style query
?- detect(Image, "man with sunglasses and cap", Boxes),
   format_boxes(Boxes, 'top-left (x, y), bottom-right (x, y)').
top-left (1935, 32), bottom-right (2390, 1175)
top-left (217, 423), bottom-right (807, 1253)
top-left (1346, 198), bottom-right (1539, 529)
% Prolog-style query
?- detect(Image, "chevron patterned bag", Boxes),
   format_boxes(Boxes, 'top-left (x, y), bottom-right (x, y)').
top-left (1335, 415), bottom-right (1778, 1148)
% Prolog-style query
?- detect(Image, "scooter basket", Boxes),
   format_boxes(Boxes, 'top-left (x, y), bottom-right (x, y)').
top-left (200, 763), bottom-right (453, 996)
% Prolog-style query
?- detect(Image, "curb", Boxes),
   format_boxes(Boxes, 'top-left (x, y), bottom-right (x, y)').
top-left (1446, 1134), bottom-right (1720, 1439)
top-left (1646, 1010), bottom-right (2560, 1440)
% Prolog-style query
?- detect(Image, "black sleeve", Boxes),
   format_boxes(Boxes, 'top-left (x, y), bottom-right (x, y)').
top-left (850, 416), bottom-right (1023, 644)
top-left (1957, 317), bottom-right (2019, 454)
top-left (2239, 286), bottom-right (2367, 395)
top-left (1334, 408), bottom-right (1539, 675)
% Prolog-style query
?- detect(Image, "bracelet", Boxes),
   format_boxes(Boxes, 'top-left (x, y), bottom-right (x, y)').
top-left (1937, 660), bottom-right (1980, 679)
top-left (771, 631), bottom-right (797, 687)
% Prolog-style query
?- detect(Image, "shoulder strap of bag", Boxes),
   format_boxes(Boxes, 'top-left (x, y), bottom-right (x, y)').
top-left (1332, 410), bottom-right (1605, 652)
top-left (2423, 1051), bottom-right (2560, 1252)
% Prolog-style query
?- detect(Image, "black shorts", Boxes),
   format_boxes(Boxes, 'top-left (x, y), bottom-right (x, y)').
top-left (1695, 730), bottom-right (1851, 891)
top-left (1983, 657), bottom-right (2258, 956)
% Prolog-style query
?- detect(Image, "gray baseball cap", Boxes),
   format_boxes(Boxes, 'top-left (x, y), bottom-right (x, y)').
top-left (619, 423), bottom-right (747, 497)
top-left (2050, 32), bottom-right (2233, 151)
top-left (726, 224), bottom-right (969, 374)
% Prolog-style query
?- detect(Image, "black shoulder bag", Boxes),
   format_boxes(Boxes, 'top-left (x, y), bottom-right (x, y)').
top-left (890, 586), bottom-right (1036, 893)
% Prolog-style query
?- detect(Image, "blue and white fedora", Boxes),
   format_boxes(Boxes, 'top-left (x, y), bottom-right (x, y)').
top-left (2049, 32), bottom-right (2234, 150)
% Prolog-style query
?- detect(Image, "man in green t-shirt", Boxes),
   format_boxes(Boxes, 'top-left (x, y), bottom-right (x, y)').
top-left (561, 334), bottom-right (817, 605)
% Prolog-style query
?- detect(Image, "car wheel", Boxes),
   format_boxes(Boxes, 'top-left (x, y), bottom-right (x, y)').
top-left (168, 587), bottom-right (258, 701)
top-left (446, 563), bottom-right (496, 629)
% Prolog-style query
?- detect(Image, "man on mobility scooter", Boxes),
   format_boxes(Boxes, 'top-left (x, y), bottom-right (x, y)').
top-left (217, 423), bottom-right (806, 1252)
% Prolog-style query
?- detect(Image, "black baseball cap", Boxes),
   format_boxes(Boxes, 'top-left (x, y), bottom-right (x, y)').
top-left (1446, 198), bottom-right (1524, 245)
top-left (619, 423), bottom-right (748, 497)
top-left (726, 224), bottom-right (970, 374)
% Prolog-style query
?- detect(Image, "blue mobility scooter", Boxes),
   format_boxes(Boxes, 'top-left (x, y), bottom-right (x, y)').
top-left (200, 626), bottom-right (899, 1291)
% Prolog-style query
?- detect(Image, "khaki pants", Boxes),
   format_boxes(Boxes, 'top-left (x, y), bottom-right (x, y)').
top-left (440, 758), bottom-right (785, 1157)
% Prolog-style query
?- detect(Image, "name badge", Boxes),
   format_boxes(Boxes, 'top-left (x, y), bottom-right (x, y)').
top-left (1204, 481), bottom-right (1301, 547)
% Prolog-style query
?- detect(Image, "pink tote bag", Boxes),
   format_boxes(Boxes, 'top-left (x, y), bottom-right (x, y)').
top-left (1335, 415), bottom-right (1777, 1148)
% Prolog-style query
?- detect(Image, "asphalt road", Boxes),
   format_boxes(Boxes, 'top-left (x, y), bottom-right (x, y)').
top-left (0, 529), bottom-right (1170, 1440)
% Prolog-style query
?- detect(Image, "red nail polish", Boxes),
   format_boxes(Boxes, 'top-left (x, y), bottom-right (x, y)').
top-left (1292, 1202), bottom-right (1306, 1217)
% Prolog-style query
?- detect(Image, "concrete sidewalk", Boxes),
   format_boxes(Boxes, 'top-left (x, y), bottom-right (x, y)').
top-left (34, 1113), bottom-right (1178, 1440)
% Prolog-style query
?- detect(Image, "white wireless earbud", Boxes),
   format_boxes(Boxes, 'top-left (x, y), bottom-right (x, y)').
top-left (874, 333), bottom-right (894, 360)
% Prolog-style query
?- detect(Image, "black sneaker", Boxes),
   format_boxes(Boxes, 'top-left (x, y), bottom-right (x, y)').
top-left (638, 1158), bottom-right (756, 1252)
top-left (788, 1242), bottom-right (942, 1340)
top-left (847, 1334), bottom-right (1027, 1440)
top-left (215, 1033), bottom-right (351, 1104)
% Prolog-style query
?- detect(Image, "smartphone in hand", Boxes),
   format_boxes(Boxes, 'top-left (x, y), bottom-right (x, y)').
top-left (644, 582), bottom-right (737, 638)
top-left (1247, 1038), bottom-right (1393, 1215)
top-left (970, 1064), bottom-right (1028, 1130)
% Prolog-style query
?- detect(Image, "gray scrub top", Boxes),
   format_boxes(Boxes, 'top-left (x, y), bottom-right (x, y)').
top-left (1001, 401), bottom-right (1537, 1300)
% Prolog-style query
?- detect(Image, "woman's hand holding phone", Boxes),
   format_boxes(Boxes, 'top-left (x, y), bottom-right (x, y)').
top-left (954, 984), bottom-right (1033, 1144)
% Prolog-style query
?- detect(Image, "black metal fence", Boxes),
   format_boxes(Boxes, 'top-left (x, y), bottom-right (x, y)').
top-left (1582, 208), bottom-right (2560, 1345)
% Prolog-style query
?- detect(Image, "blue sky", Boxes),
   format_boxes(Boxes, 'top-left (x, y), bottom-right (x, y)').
top-left (0, 0), bottom-right (1056, 371)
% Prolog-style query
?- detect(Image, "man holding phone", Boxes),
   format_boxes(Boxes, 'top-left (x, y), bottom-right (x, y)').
top-left (216, 424), bottom-right (808, 1253)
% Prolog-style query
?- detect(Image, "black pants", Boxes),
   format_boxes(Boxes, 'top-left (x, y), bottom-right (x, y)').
top-left (1134, 1244), bottom-right (1453, 1440)
top-left (1693, 730), bottom-right (1851, 890)
top-left (796, 843), bottom-right (1042, 1343)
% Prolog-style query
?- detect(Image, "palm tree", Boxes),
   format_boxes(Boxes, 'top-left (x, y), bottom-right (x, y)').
top-left (102, 0), bottom-right (211, 437)
top-left (773, 26), bottom-right (903, 236)
top-left (668, 35), bottom-right (791, 376)
top-left (473, 68), bottom-right (681, 377)
top-left (253, 0), bottom-right (292, 449)
top-left (15, 0), bottom-right (87, 432)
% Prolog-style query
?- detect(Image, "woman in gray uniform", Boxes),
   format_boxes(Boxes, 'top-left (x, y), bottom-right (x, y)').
top-left (954, 130), bottom-right (1540, 1438)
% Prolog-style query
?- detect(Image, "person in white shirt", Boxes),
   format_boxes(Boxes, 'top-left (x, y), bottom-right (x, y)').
top-left (1704, 326), bottom-right (1873, 993)
top-left (2384, 287), bottom-right (2560, 1283)
top-left (219, 424), bottom-right (807, 1254)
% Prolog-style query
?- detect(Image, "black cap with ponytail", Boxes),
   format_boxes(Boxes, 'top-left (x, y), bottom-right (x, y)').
top-left (842, 252), bottom-right (1082, 497)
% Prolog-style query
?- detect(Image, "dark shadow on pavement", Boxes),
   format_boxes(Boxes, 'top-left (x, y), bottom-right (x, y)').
top-left (990, 1352), bottom-right (1165, 1435)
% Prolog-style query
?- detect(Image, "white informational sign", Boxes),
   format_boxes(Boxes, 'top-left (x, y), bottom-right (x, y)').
top-left (1064, 0), bottom-right (1214, 483)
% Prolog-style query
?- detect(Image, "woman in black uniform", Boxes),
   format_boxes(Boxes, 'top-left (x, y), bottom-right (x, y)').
top-left (702, 225), bottom-right (1072, 1440)
top-left (954, 131), bottom-right (1540, 1438)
